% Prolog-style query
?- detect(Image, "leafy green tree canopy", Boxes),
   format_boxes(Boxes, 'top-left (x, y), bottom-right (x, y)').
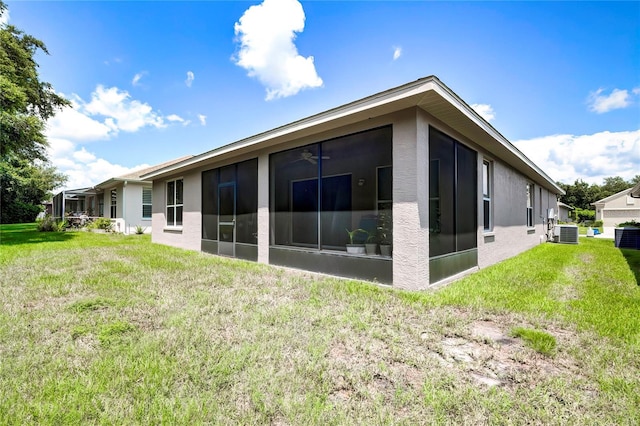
top-left (1, 157), bottom-right (67, 223)
top-left (0, 0), bottom-right (70, 161)
top-left (558, 176), bottom-right (638, 211)
top-left (1, 1), bottom-right (69, 223)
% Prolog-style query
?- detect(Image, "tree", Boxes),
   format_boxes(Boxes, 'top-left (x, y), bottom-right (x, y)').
top-left (601, 176), bottom-right (631, 197)
top-left (0, 0), bottom-right (69, 161)
top-left (1, 157), bottom-right (67, 223)
top-left (0, 1), bottom-right (70, 223)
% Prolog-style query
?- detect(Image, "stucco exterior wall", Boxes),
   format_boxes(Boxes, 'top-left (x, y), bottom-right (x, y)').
top-left (120, 183), bottom-right (152, 234)
top-left (477, 160), bottom-right (550, 269)
top-left (257, 154), bottom-right (270, 264)
top-left (558, 206), bottom-right (572, 222)
top-left (392, 109), bottom-right (430, 290)
top-left (149, 106), bottom-right (560, 288)
top-left (151, 172), bottom-right (202, 251)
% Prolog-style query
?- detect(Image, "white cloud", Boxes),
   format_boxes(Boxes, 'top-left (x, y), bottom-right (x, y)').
top-left (132, 71), bottom-right (147, 86)
top-left (393, 46), bottom-right (402, 61)
top-left (588, 88), bottom-right (633, 113)
top-left (513, 129), bottom-right (640, 184)
top-left (166, 114), bottom-right (184, 122)
top-left (46, 140), bottom-right (150, 190)
top-left (45, 85), bottom-right (188, 191)
top-left (71, 147), bottom-right (97, 163)
top-left (471, 103), bottom-right (496, 122)
top-left (46, 105), bottom-right (113, 141)
top-left (0, 7), bottom-right (9, 26)
top-left (198, 114), bottom-right (207, 126)
top-left (233, 0), bottom-right (323, 100)
top-left (83, 85), bottom-right (165, 132)
top-left (185, 71), bottom-right (195, 87)
top-left (167, 114), bottom-right (190, 126)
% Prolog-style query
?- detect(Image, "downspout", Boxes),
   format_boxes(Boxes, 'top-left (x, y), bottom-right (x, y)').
top-left (61, 191), bottom-right (65, 220)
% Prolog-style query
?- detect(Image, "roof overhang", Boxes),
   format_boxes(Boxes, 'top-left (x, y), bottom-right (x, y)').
top-left (630, 181), bottom-right (640, 198)
top-left (94, 177), bottom-right (148, 189)
top-left (141, 76), bottom-right (564, 194)
top-left (55, 187), bottom-right (99, 198)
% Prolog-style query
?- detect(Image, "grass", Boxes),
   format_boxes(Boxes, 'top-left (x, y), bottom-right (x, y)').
top-left (510, 327), bottom-right (557, 356)
top-left (1, 223), bottom-right (639, 424)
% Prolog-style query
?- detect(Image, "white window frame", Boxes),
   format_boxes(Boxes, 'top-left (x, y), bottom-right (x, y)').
top-left (110, 189), bottom-right (117, 218)
top-left (166, 178), bottom-right (184, 228)
top-left (142, 187), bottom-right (152, 219)
top-left (526, 183), bottom-right (534, 228)
top-left (482, 160), bottom-right (493, 232)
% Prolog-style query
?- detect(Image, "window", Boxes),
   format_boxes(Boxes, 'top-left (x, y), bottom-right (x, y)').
top-left (166, 179), bottom-right (183, 227)
top-left (110, 189), bottom-right (117, 218)
top-left (539, 187), bottom-right (543, 217)
top-left (270, 126), bottom-right (392, 252)
top-left (142, 187), bottom-right (152, 219)
top-left (526, 183), bottom-right (534, 227)
top-left (482, 160), bottom-right (492, 232)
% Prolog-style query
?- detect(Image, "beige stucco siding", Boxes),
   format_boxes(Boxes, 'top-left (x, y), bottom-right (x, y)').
top-left (477, 160), bottom-right (552, 269)
top-left (391, 109), bottom-right (430, 289)
top-left (149, 106), bottom-right (560, 288)
top-left (152, 172), bottom-right (202, 251)
top-left (594, 191), bottom-right (640, 230)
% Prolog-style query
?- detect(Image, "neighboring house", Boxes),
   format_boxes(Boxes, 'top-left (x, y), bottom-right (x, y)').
top-left (557, 201), bottom-right (574, 222)
top-left (630, 181), bottom-right (640, 198)
top-left (141, 76), bottom-right (564, 290)
top-left (52, 187), bottom-right (100, 218)
top-left (52, 157), bottom-right (190, 234)
top-left (592, 186), bottom-right (640, 232)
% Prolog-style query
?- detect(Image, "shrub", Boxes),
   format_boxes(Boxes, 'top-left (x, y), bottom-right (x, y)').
top-left (89, 217), bottom-right (113, 231)
top-left (617, 220), bottom-right (640, 228)
top-left (36, 215), bottom-right (66, 232)
top-left (134, 225), bottom-right (146, 235)
top-left (593, 220), bottom-right (603, 228)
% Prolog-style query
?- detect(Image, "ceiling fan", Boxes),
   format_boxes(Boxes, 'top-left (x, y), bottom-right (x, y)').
top-left (293, 149), bottom-right (330, 164)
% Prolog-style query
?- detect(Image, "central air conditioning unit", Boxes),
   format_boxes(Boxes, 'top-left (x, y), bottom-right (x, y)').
top-left (553, 224), bottom-right (579, 244)
top-left (615, 227), bottom-right (640, 249)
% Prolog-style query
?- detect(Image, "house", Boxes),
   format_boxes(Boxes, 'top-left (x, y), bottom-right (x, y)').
top-left (52, 157), bottom-right (190, 234)
top-left (557, 201), bottom-right (574, 222)
top-left (141, 76), bottom-right (564, 290)
top-left (592, 186), bottom-right (640, 233)
top-left (630, 181), bottom-right (640, 198)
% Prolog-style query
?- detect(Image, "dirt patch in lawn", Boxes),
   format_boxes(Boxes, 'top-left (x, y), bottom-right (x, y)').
top-left (325, 308), bottom-right (582, 404)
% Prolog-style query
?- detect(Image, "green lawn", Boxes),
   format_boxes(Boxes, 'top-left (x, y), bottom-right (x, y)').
top-left (1, 223), bottom-right (639, 424)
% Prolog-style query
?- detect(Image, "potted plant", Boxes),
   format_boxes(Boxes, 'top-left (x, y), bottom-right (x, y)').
top-left (377, 210), bottom-right (392, 257)
top-left (364, 230), bottom-right (378, 255)
top-left (345, 228), bottom-right (367, 254)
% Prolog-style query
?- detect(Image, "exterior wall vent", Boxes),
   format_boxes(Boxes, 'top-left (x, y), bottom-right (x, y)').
top-left (553, 224), bottom-right (579, 244)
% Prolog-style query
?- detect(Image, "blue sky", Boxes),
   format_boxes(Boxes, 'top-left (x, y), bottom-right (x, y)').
top-left (3, 1), bottom-right (639, 190)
